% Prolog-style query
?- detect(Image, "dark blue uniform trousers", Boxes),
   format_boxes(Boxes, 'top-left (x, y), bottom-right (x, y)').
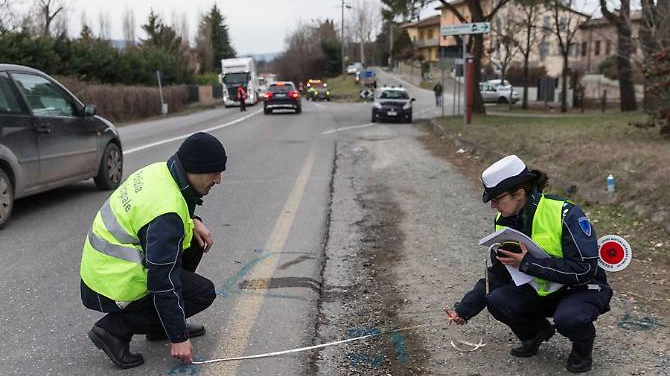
top-left (486, 283), bottom-right (611, 343)
top-left (81, 245), bottom-right (215, 341)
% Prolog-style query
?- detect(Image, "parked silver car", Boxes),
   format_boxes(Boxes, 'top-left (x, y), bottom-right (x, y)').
top-left (479, 81), bottom-right (520, 104)
top-left (0, 64), bottom-right (123, 228)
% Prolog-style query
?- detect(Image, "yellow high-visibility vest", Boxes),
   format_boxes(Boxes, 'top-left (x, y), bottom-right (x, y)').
top-left (496, 195), bottom-right (565, 296)
top-left (80, 163), bottom-right (193, 302)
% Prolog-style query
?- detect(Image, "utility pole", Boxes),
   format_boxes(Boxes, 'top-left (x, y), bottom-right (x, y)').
top-left (389, 22), bottom-right (394, 69)
top-left (341, 0), bottom-right (351, 79)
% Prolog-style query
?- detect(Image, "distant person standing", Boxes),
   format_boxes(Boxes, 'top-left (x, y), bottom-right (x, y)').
top-left (236, 84), bottom-right (247, 112)
top-left (433, 82), bottom-right (443, 107)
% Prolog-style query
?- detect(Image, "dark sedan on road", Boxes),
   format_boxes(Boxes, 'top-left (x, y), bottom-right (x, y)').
top-left (263, 81), bottom-right (302, 114)
top-left (0, 64), bottom-right (123, 228)
top-left (371, 86), bottom-right (415, 123)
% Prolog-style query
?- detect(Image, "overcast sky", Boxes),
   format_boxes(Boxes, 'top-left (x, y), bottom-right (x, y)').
top-left (19, 0), bottom-right (608, 56)
top-left (55, 0), bottom-right (383, 56)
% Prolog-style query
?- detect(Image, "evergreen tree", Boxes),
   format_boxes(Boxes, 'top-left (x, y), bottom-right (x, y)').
top-left (209, 5), bottom-right (236, 71)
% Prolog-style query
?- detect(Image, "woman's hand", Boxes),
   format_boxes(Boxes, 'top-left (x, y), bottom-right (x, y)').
top-left (192, 218), bottom-right (213, 252)
top-left (496, 242), bottom-right (528, 268)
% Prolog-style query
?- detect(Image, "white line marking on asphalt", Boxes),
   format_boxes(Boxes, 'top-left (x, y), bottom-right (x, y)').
top-left (123, 109), bottom-right (261, 154)
top-left (322, 123), bottom-right (376, 134)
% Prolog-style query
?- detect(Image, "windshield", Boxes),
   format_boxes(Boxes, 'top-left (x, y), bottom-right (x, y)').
top-left (379, 90), bottom-right (409, 99)
top-left (223, 72), bottom-right (250, 85)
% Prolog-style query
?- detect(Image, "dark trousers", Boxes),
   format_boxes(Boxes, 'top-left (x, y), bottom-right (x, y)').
top-left (81, 246), bottom-right (215, 341)
top-left (486, 283), bottom-right (611, 343)
top-left (239, 98), bottom-right (246, 111)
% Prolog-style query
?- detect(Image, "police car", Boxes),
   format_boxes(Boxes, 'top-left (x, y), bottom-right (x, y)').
top-left (371, 85), bottom-right (415, 123)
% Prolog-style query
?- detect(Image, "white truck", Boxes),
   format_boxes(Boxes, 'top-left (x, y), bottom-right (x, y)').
top-left (220, 57), bottom-right (259, 107)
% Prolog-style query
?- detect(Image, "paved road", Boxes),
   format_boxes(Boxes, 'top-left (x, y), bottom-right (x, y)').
top-left (0, 79), bottom-right (442, 376)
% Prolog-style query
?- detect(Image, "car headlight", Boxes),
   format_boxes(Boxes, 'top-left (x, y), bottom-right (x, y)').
top-left (402, 102), bottom-right (412, 110)
top-left (373, 102), bottom-right (382, 109)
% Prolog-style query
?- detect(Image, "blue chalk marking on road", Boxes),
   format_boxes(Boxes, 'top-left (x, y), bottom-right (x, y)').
top-left (216, 251), bottom-right (311, 299)
top-left (389, 330), bottom-right (409, 363)
top-left (216, 252), bottom-right (274, 297)
top-left (346, 351), bottom-right (385, 368)
top-left (618, 312), bottom-right (666, 331)
top-left (167, 357), bottom-right (204, 374)
top-left (347, 328), bottom-right (381, 337)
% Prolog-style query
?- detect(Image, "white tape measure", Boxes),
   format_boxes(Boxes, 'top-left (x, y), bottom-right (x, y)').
top-left (597, 235), bottom-right (632, 272)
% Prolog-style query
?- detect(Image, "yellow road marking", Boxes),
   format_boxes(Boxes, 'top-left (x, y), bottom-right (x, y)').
top-left (211, 150), bottom-right (316, 375)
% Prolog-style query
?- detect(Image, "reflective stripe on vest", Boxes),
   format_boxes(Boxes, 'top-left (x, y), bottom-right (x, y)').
top-left (80, 163), bottom-right (193, 302)
top-left (496, 195), bottom-right (565, 296)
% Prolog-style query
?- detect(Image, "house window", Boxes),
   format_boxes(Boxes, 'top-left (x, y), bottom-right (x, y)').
top-left (540, 42), bottom-right (549, 60)
top-left (594, 40), bottom-right (601, 56)
top-left (543, 16), bottom-right (550, 34)
top-left (581, 41), bottom-right (587, 57)
top-left (606, 40), bottom-right (612, 55)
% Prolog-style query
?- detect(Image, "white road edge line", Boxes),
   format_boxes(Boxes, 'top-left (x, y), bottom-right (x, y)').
top-left (123, 109), bottom-right (261, 155)
top-left (322, 123), bottom-right (376, 135)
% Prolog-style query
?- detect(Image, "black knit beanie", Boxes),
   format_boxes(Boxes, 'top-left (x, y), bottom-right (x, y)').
top-left (176, 132), bottom-right (227, 173)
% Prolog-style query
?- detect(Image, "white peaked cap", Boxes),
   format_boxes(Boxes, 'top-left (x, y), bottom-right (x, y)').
top-left (481, 155), bottom-right (535, 202)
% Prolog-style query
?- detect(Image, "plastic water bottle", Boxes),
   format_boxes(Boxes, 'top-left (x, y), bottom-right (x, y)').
top-left (607, 174), bottom-right (615, 195)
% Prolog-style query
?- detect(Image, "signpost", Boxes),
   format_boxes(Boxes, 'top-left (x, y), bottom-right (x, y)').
top-left (441, 22), bottom-right (490, 126)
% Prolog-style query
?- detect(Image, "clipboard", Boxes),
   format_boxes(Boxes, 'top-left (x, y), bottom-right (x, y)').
top-left (479, 227), bottom-right (561, 291)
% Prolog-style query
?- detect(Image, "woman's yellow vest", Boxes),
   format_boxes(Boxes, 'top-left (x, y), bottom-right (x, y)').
top-left (496, 195), bottom-right (565, 296)
top-left (80, 163), bottom-right (193, 302)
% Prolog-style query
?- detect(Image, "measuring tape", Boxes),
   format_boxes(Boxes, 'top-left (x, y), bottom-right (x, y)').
top-left (192, 322), bottom-right (481, 365)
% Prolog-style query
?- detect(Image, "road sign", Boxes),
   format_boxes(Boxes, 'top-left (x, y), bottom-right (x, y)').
top-left (441, 22), bottom-right (491, 36)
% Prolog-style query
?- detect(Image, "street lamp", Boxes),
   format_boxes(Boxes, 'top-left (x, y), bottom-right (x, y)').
top-left (341, 0), bottom-right (351, 78)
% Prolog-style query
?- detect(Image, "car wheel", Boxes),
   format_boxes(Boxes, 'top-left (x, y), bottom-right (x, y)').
top-left (264, 108), bottom-right (271, 114)
top-left (295, 106), bottom-right (302, 114)
top-left (407, 112), bottom-right (413, 123)
top-left (0, 168), bottom-right (14, 229)
top-left (94, 142), bottom-right (123, 190)
top-left (371, 112), bottom-right (377, 123)
top-left (497, 97), bottom-right (509, 104)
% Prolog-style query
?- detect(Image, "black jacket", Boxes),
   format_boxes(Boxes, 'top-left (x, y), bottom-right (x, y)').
top-left (455, 191), bottom-right (610, 321)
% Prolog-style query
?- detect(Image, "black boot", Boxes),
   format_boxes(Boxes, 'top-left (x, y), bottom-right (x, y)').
top-left (510, 323), bottom-right (556, 357)
top-left (566, 339), bottom-right (593, 373)
top-left (88, 326), bottom-right (144, 369)
top-left (146, 322), bottom-right (206, 342)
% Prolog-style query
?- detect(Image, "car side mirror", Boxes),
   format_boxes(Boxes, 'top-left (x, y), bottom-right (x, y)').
top-left (84, 104), bottom-right (97, 116)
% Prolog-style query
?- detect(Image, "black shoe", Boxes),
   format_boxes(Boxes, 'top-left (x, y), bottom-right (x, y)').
top-left (88, 326), bottom-right (144, 369)
top-left (510, 324), bottom-right (556, 357)
top-left (566, 340), bottom-right (593, 373)
top-left (145, 323), bottom-right (206, 342)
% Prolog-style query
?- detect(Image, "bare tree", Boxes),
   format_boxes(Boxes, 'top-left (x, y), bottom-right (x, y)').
top-left (171, 10), bottom-right (190, 46)
top-left (436, 0), bottom-right (513, 114)
top-left (195, 13), bottom-right (213, 73)
top-left (511, 0), bottom-right (542, 109)
top-left (32, 0), bottom-right (65, 36)
top-left (639, 0), bottom-right (670, 113)
top-left (545, 0), bottom-right (590, 113)
top-left (0, 0), bottom-right (18, 31)
top-left (349, 0), bottom-right (381, 65)
top-left (600, 0), bottom-right (637, 111)
top-left (97, 9), bottom-right (111, 39)
top-left (122, 7), bottom-right (136, 44)
top-left (491, 7), bottom-right (523, 84)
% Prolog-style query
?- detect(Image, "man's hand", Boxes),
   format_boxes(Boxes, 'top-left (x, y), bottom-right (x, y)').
top-left (496, 242), bottom-right (528, 268)
top-left (170, 339), bottom-right (193, 363)
top-left (444, 308), bottom-right (466, 325)
top-left (192, 218), bottom-right (213, 252)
